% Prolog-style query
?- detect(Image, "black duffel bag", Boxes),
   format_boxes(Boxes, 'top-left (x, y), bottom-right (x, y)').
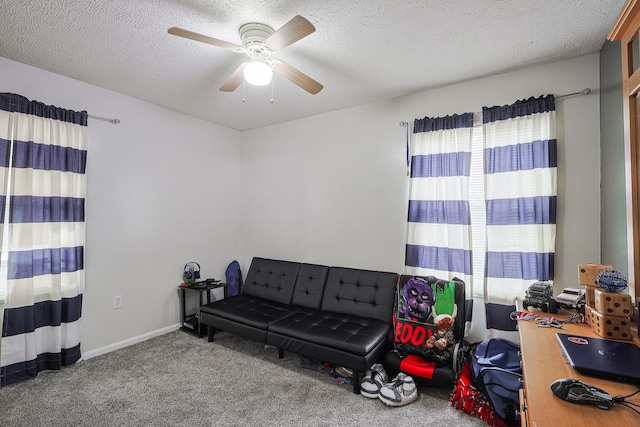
top-left (471, 338), bottom-right (523, 426)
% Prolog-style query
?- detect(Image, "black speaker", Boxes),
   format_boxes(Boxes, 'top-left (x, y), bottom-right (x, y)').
top-left (183, 262), bottom-right (201, 283)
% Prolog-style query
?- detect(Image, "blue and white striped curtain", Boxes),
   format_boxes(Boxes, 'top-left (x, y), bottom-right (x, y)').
top-left (0, 93), bottom-right (87, 386)
top-left (405, 113), bottom-right (475, 328)
top-left (482, 95), bottom-right (556, 339)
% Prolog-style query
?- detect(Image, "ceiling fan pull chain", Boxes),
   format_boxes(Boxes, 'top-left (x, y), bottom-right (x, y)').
top-left (271, 80), bottom-right (274, 103)
top-left (242, 80), bottom-right (246, 103)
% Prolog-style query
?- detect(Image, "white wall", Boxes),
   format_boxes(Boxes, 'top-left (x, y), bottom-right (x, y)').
top-left (239, 100), bottom-right (409, 273)
top-left (1, 53), bottom-right (602, 353)
top-left (600, 41), bottom-right (627, 274)
top-left (0, 57), bottom-right (243, 355)
top-left (240, 54), bottom-right (602, 343)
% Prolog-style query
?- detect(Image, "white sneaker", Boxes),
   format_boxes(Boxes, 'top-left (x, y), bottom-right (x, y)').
top-left (378, 373), bottom-right (418, 406)
top-left (360, 363), bottom-right (388, 398)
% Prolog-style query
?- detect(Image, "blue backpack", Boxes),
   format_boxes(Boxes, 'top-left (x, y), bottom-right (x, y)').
top-left (225, 260), bottom-right (243, 297)
top-left (471, 338), bottom-right (523, 426)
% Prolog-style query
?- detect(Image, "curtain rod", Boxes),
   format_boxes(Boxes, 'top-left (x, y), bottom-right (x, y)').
top-left (556, 87), bottom-right (592, 99)
top-left (398, 88), bottom-right (592, 127)
top-left (88, 113), bottom-right (120, 124)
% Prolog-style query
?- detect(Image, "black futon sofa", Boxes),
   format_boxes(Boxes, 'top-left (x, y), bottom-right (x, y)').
top-left (199, 257), bottom-right (398, 393)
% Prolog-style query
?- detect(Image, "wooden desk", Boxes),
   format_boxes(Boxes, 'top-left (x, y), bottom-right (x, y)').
top-left (518, 317), bottom-right (639, 426)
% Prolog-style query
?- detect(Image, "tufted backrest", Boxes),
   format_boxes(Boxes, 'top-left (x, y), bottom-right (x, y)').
top-left (242, 257), bottom-right (301, 304)
top-left (320, 267), bottom-right (399, 322)
top-left (291, 263), bottom-right (330, 309)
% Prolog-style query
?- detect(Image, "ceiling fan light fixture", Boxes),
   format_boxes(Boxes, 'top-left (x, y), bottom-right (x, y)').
top-left (169, 15), bottom-right (322, 94)
top-left (244, 60), bottom-right (273, 86)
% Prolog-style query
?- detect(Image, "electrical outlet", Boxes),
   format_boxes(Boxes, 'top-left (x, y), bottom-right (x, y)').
top-left (113, 295), bottom-right (122, 309)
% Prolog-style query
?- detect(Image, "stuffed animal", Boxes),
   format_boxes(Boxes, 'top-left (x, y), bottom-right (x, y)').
top-left (424, 314), bottom-right (455, 366)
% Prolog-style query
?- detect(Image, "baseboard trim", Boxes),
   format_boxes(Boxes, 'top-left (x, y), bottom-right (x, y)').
top-left (81, 324), bottom-right (180, 360)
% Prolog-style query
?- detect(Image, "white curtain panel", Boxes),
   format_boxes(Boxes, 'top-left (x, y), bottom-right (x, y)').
top-left (405, 96), bottom-right (556, 339)
top-left (405, 114), bottom-right (475, 333)
top-left (405, 114), bottom-right (474, 287)
top-left (482, 95), bottom-right (557, 338)
top-left (0, 93), bottom-right (87, 386)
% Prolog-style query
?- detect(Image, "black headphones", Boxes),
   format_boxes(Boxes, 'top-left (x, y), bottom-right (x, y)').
top-left (183, 262), bottom-right (201, 283)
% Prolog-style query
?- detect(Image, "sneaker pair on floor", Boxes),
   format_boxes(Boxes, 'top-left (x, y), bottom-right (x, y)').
top-left (360, 364), bottom-right (417, 406)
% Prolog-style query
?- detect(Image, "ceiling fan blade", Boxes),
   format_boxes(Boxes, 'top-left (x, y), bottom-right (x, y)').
top-left (168, 27), bottom-right (242, 52)
top-left (264, 15), bottom-right (315, 51)
top-left (272, 61), bottom-right (323, 94)
top-left (219, 63), bottom-right (246, 92)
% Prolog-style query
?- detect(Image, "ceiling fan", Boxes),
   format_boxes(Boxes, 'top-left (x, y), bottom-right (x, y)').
top-left (168, 15), bottom-right (323, 94)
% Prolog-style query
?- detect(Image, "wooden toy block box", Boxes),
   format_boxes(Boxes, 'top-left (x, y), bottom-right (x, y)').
top-left (578, 263), bottom-right (612, 287)
top-left (594, 289), bottom-right (633, 317)
top-left (589, 307), bottom-right (632, 341)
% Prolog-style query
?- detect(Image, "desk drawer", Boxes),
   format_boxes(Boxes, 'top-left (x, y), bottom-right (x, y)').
top-left (519, 388), bottom-right (527, 427)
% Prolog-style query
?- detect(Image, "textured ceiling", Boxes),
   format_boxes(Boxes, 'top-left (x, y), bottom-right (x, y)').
top-left (0, 0), bottom-right (627, 131)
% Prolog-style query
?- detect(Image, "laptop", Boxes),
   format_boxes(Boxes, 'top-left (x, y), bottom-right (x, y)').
top-left (556, 332), bottom-right (640, 384)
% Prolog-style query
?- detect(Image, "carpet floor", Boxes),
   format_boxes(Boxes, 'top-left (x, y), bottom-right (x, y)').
top-left (0, 330), bottom-right (489, 426)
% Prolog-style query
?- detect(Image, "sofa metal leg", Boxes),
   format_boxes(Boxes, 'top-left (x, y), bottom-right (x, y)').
top-left (352, 371), bottom-right (362, 394)
top-left (277, 348), bottom-right (284, 359)
top-left (207, 327), bottom-right (214, 342)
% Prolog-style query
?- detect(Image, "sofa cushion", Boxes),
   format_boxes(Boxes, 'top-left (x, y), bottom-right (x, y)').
top-left (320, 267), bottom-right (398, 322)
top-left (242, 257), bottom-right (301, 304)
top-left (290, 263), bottom-right (330, 310)
top-left (200, 295), bottom-right (297, 330)
top-left (268, 309), bottom-right (390, 356)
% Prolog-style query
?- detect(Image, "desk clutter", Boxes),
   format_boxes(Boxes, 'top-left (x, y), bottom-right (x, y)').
top-left (579, 263), bottom-right (634, 341)
top-left (180, 278), bottom-right (223, 289)
top-left (518, 315), bottom-right (640, 425)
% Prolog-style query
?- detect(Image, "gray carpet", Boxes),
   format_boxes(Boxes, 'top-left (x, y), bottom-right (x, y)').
top-left (0, 330), bottom-right (488, 426)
